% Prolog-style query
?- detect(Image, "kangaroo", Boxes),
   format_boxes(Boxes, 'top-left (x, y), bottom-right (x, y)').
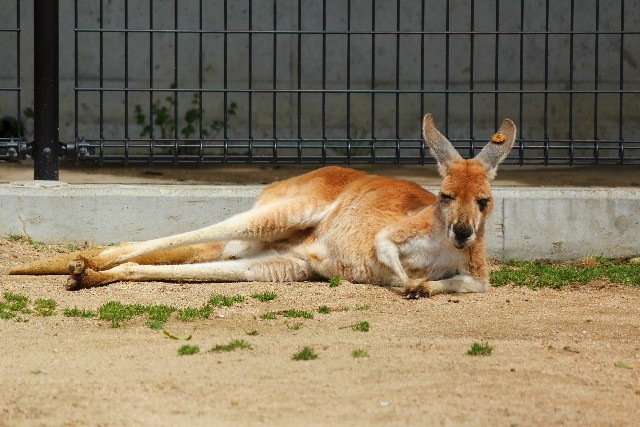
top-left (9, 114), bottom-right (516, 297)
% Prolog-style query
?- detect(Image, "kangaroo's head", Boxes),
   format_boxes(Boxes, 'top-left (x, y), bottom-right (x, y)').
top-left (422, 114), bottom-right (516, 249)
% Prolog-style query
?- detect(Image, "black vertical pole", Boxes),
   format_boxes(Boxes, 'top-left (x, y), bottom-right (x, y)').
top-left (33, 0), bottom-right (59, 180)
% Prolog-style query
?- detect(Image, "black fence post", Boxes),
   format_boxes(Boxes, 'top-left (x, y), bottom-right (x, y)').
top-left (33, 0), bottom-right (59, 180)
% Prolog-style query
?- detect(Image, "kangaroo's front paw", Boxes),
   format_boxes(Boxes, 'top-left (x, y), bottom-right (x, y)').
top-left (403, 279), bottom-right (434, 299)
top-left (68, 258), bottom-right (87, 275)
top-left (66, 269), bottom-right (109, 291)
top-left (68, 255), bottom-right (106, 275)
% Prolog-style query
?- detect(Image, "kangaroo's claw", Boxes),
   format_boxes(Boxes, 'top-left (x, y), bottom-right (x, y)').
top-left (403, 280), bottom-right (433, 299)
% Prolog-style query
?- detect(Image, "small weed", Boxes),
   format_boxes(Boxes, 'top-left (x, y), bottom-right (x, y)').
top-left (467, 342), bottom-right (493, 356)
top-left (318, 305), bottom-right (331, 314)
top-left (66, 244), bottom-right (80, 252)
top-left (259, 312), bottom-right (276, 320)
top-left (30, 369), bottom-right (43, 375)
top-left (178, 344), bottom-right (200, 355)
top-left (4, 292), bottom-right (30, 314)
top-left (292, 346), bottom-right (318, 361)
top-left (63, 308), bottom-right (97, 318)
top-left (147, 319), bottom-right (165, 330)
top-left (146, 305), bottom-right (176, 329)
top-left (287, 322), bottom-right (303, 330)
top-left (615, 361), bottom-right (632, 369)
top-left (210, 339), bottom-right (252, 353)
top-left (352, 349), bottom-right (370, 358)
top-left (329, 276), bottom-right (343, 288)
top-left (177, 305), bottom-right (213, 321)
top-left (251, 291), bottom-right (278, 302)
top-left (282, 309), bottom-right (314, 319)
top-left (98, 301), bottom-right (147, 328)
top-left (98, 301), bottom-right (175, 328)
top-left (208, 294), bottom-right (245, 307)
top-left (7, 234), bottom-right (41, 248)
top-left (352, 321), bottom-right (370, 332)
top-left (246, 330), bottom-right (259, 336)
top-left (355, 303), bottom-right (371, 311)
top-left (0, 309), bottom-right (16, 319)
top-left (34, 298), bottom-right (56, 316)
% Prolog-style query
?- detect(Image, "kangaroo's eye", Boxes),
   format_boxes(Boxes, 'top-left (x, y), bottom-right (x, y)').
top-left (477, 198), bottom-right (490, 210)
top-left (440, 193), bottom-right (454, 202)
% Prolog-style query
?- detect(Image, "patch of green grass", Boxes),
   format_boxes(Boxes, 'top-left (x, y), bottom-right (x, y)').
top-left (210, 339), bottom-right (252, 353)
top-left (355, 303), bottom-right (371, 311)
top-left (0, 309), bottom-right (16, 319)
top-left (97, 301), bottom-right (174, 328)
top-left (318, 305), bottom-right (331, 314)
top-left (21, 234), bottom-right (43, 249)
top-left (292, 346), bottom-right (318, 361)
top-left (98, 301), bottom-right (147, 328)
top-left (251, 291), bottom-right (277, 302)
top-left (4, 292), bottom-right (31, 314)
top-left (352, 349), bottom-right (370, 358)
top-left (7, 234), bottom-right (42, 248)
top-left (352, 321), bottom-right (370, 332)
top-left (329, 276), bottom-right (342, 288)
top-left (34, 298), bottom-right (56, 316)
top-left (259, 312), bottom-right (276, 320)
top-left (491, 258), bottom-right (640, 289)
top-left (282, 309), bottom-right (314, 319)
top-left (146, 305), bottom-right (176, 329)
top-left (63, 307), bottom-right (97, 318)
top-left (178, 344), bottom-right (200, 355)
top-left (177, 294), bottom-right (243, 321)
top-left (208, 294), bottom-right (245, 307)
top-left (467, 342), bottom-right (493, 356)
top-left (177, 305), bottom-right (213, 321)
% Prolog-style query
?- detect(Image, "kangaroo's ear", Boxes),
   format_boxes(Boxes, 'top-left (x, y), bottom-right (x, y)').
top-left (475, 118), bottom-right (517, 180)
top-left (422, 113), bottom-right (462, 176)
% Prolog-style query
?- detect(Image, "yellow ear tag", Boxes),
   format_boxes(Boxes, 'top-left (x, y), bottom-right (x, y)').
top-left (491, 132), bottom-right (507, 144)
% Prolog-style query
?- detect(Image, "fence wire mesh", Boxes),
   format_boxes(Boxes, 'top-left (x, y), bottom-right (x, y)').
top-left (2, 1), bottom-right (640, 167)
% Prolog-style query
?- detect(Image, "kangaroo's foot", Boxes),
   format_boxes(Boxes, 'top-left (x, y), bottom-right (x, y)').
top-left (402, 279), bottom-right (434, 299)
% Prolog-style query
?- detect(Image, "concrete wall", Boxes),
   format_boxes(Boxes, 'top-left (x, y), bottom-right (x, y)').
top-left (2, 1), bottom-right (639, 147)
top-left (0, 182), bottom-right (638, 261)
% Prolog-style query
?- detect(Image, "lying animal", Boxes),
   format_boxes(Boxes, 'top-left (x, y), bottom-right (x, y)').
top-left (10, 114), bottom-right (516, 297)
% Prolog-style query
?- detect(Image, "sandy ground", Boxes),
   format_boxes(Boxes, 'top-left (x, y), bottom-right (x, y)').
top-left (0, 237), bottom-right (639, 426)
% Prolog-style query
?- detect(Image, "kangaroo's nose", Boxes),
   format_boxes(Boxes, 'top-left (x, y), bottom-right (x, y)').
top-left (453, 223), bottom-right (473, 242)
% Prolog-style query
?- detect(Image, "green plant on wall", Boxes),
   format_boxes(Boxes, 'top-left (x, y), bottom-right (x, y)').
top-left (134, 84), bottom-right (238, 155)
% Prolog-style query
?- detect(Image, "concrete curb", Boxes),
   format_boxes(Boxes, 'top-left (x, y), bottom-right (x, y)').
top-left (1, 182), bottom-right (638, 260)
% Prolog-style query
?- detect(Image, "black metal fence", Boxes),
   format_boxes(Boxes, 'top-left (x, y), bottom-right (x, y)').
top-left (1, 0), bottom-right (639, 178)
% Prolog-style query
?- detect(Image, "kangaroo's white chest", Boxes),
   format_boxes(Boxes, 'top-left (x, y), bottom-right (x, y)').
top-left (400, 233), bottom-right (468, 280)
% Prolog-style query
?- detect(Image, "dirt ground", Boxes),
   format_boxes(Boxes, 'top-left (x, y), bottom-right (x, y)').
top-left (0, 237), bottom-right (639, 426)
top-left (2, 161), bottom-right (640, 186)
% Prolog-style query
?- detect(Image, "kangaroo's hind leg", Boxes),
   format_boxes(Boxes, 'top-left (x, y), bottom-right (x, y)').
top-left (9, 242), bottom-right (226, 276)
top-left (67, 254), bottom-right (316, 289)
top-left (69, 196), bottom-right (332, 274)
